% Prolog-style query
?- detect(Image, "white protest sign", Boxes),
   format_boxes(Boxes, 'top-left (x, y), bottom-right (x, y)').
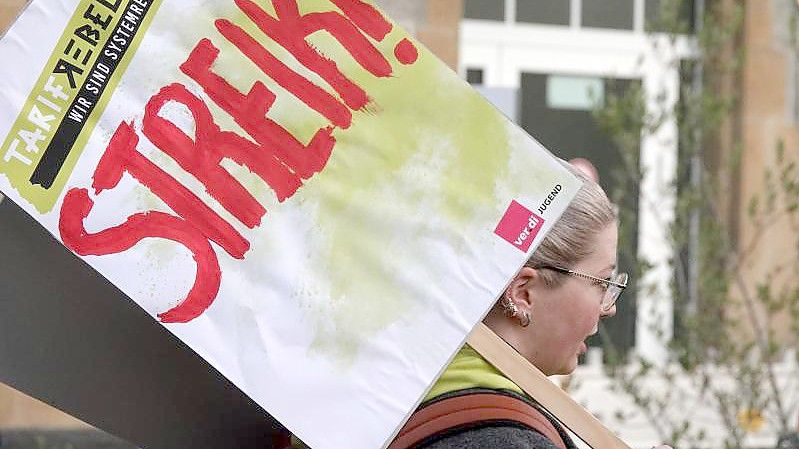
top-left (0, 1), bottom-right (580, 448)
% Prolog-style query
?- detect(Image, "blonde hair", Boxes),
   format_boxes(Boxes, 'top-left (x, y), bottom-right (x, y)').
top-left (526, 162), bottom-right (617, 287)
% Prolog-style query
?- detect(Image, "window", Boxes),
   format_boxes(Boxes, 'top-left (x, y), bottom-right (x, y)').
top-left (546, 75), bottom-right (604, 110)
top-left (463, 0), bottom-right (505, 21)
top-left (516, 0), bottom-right (570, 26)
top-left (645, 0), bottom-right (696, 33)
top-left (466, 68), bottom-right (484, 85)
top-left (582, 0), bottom-right (635, 30)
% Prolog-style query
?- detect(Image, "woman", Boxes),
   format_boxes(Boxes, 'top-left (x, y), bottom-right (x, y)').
top-left (391, 165), bottom-right (638, 449)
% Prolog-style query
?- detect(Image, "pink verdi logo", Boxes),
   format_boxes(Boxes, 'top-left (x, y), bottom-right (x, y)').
top-left (494, 200), bottom-right (545, 252)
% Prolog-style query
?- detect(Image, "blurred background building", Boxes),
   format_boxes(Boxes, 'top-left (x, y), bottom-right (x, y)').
top-left (0, 0), bottom-right (797, 448)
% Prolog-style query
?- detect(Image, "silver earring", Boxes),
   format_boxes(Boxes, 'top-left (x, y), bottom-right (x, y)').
top-left (501, 293), bottom-right (518, 318)
top-left (520, 311), bottom-right (531, 328)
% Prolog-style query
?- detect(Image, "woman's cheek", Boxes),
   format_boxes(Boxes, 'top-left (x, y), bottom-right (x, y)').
top-left (576, 305), bottom-right (599, 335)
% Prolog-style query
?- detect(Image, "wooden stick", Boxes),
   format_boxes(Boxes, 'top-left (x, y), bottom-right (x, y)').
top-left (467, 322), bottom-right (631, 449)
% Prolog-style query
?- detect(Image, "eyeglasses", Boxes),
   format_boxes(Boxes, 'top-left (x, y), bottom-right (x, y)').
top-left (537, 266), bottom-right (628, 312)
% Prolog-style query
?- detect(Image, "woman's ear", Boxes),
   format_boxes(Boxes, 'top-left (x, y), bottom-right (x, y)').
top-left (505, 266), bottom-right (539, 311)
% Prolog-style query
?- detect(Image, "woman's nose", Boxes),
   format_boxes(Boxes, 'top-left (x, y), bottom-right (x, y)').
top-left (600, 304), bottom-right (617, 318)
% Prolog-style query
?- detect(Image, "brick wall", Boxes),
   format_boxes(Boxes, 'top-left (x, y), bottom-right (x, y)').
top-left (735, 0), bottom-right (799, 344)
top-left (0, 0), bottom-right (27, 34)
top-left (376, 0), bottom-right (462, 70)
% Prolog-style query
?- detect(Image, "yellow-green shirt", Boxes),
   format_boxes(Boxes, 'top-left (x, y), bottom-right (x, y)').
top-left (423, 345), bottom-right (524, 402)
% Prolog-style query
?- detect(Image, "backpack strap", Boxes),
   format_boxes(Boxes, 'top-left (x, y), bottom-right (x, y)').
top-left (388, 392), bottom-right (568, 449)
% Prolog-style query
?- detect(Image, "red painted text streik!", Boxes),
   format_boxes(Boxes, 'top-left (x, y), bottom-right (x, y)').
top-left (58, 0), bottom-right (419, 323)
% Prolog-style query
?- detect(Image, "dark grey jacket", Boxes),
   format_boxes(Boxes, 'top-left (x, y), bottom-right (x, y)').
top-left (414, 389), bottom-right (576, 449)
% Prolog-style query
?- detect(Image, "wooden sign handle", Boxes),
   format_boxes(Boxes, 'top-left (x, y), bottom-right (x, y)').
top-left (467, 323), bottom-right (631, 449)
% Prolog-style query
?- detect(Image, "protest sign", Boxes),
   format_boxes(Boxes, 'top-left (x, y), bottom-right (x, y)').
top-left (0, 1), bottom-right (581, 448)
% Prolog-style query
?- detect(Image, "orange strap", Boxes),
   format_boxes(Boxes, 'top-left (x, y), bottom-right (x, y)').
top-left (388, 392), bottom-right (568, 449)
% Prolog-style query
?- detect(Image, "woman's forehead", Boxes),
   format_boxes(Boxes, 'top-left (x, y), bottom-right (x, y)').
top-left (577, 224), bottom-right (618, 272)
